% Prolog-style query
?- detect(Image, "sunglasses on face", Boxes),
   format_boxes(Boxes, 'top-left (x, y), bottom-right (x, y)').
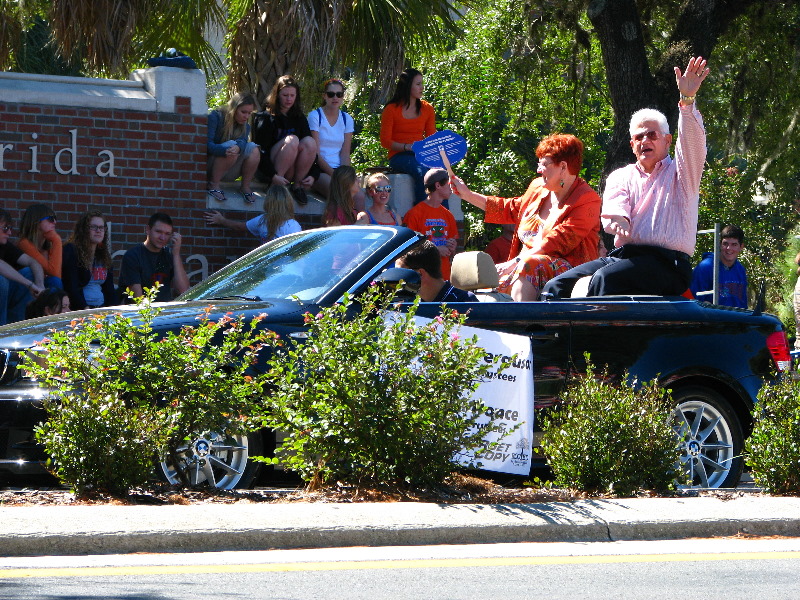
top-left (325, 91), bottom-right (344, 98)
top-left (633, 130), bottom-right (661, 142)
top-left (88, 225), bottom-right (106, 232)
top-left (39, 216), bottom-right (57, 224)
top-left (372, 185), bottom-right (392, 193)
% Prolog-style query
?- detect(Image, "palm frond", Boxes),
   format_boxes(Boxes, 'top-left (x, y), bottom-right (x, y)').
top-left (0, 0), bottom-right (22, 69)
top-left (49, 0), bottom-right (152, 76)
top-left (135, 0), bottom-right (226, 79)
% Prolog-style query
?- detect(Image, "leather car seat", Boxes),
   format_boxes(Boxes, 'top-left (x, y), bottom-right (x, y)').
top-left (450, 251), bottom-right (513, 302)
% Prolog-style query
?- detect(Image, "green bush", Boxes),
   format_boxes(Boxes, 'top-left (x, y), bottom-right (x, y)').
top-left (23, 288), bottom-right (272, 494)
top-left (260, 284), bottom-right (504, 489)
top-left (540, 360), bottom-right (682, 496)
top-left (745, 377), bottom-right (800, 494)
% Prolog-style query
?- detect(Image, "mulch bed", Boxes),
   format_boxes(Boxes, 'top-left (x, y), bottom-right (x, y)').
top-left (0, 473), bottom-right (755, 507)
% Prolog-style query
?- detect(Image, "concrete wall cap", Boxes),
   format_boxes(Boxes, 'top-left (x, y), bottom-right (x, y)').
top-left (0, 71), bottom-right (155, 111)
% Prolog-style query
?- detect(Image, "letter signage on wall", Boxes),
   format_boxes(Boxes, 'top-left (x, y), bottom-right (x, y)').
top-left (0, 129), bottom-right (117, 177)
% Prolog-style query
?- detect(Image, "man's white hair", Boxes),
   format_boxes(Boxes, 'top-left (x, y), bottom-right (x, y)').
top-left (629, 109), bottom-right (670, 136)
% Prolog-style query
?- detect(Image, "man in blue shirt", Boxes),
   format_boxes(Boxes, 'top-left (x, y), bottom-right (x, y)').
top-left (396, 240), bottom-right (477, 303)
top-left (690, 224), bottom-right (747, 307)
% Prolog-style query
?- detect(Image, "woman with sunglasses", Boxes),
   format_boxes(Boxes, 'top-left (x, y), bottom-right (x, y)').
top-left (253, 75), bottom-right (317, 204)
top-left (451, 134), bottom-right (601, 301)
top-left (62, 210), bottom-right (118, 310)
top-left (308, 79), bottom-right (365, 210)
top-left (380, 68), bottom-right (436, 206)
top-left (17, 203), bottom-right (63, 289)
top-left (362, 173), bottom-right (401, 225)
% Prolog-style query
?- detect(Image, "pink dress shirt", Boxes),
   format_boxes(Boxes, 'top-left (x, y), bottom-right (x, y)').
top-left (601, 103), bottom-right (706, 256)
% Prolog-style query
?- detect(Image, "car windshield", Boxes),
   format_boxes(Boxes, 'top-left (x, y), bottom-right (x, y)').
top-left (181, 227), bottom-right (396, 304)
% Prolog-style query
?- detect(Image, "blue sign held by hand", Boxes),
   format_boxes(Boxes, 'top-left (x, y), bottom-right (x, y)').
top-left (412, 130), bottom-right (467, 176)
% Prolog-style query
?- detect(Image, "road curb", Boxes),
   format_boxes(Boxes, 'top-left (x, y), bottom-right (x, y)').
top-left (2, 496), bottom-right (800, 557)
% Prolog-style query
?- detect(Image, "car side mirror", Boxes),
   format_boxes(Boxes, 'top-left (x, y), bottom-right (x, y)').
top-left (371, 267), bottom-right (421, 298)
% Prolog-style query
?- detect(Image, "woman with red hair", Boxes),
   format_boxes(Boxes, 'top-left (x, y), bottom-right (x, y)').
top-left (451, 134), bottom-right (601, 300)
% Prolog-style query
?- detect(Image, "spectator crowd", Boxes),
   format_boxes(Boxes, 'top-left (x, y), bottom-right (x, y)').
top-left (0, 55), bottom-right (769, 327)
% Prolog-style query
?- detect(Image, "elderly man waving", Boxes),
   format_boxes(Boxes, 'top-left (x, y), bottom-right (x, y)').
top-left (543, 56), bottom-right (710, 298)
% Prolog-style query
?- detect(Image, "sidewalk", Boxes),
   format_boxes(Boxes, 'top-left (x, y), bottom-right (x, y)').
top-left (3, 495), bottom-right (800, 557)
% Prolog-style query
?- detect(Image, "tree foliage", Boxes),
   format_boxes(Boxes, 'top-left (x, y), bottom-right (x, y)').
top-left (540, 359), bottom-right (682, 496)
top-left (260, 285), bottom-right (504, 489)
top-left (23, 288), bottom-right (273, 494)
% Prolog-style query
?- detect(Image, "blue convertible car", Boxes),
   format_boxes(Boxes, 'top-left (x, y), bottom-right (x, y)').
top-left (0, 226), bottom-right (792, 489)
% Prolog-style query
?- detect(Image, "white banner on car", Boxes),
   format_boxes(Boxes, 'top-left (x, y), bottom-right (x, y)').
top-left (455, 324), bottom-right (534, 476)
top-left (394, 315), bottom-right (534, 476)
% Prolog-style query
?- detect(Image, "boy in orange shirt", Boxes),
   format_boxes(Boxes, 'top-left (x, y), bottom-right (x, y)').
top-left (402, 168), bottom-right (458, 279)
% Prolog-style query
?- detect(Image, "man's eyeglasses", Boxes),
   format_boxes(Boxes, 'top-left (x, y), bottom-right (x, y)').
top-left (372, 185), bottom-right (392, 193)
top-left (1, 225), bottom-right (11, 233)
top-left (325, 91), bottom-right (344, 98)
top-left (88, 225), bottom-right (106, 232)
top-left (39, 216), bottom-right (57, 224)
top-left (632, 130), bottom-right (662, 142)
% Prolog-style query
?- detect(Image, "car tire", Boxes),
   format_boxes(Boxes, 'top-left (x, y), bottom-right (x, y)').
top-left (158, 430), bottom-right (264, 490)
top-left (672, 386), bottom-right (744, 489)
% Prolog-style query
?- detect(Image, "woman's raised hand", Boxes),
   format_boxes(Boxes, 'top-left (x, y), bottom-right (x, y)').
top-left (450, 175), bottom-right (469, 197)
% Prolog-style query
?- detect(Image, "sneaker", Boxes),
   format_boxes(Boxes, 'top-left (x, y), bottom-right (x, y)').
top-left (291, 185), bottom-right (308, 206)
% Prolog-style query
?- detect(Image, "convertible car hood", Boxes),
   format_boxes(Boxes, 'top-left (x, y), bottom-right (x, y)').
top-left (0, 298), bottom-right (308, 350)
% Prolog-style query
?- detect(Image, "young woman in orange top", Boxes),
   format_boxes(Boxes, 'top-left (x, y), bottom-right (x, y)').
top-left (379, 68), bottom-right (436, 206)
top-left (17, 203), bottom-right (63, 290)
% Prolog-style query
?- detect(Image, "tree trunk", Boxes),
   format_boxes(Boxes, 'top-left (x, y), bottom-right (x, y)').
top-left (588, 0), bottom-right (760, 181)
top-left (227, 0), bottom-right (341, 108)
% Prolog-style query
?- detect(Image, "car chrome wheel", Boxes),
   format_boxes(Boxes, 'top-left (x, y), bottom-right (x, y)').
top-left (672, 386), bottom-right (744, 489)
top-left (159, 430), bottom-right (262, 490)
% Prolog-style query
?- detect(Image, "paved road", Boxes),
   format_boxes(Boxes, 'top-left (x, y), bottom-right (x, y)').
top-left (3, 538), bottom-right (800, 599)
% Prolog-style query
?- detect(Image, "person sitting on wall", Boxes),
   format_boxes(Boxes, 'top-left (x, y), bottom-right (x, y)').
top-left (253, 75), bottom-right (317, 205)
top-left (0, 208), bottom-right (45, 326)
top-left (62, 210), bottom-right (118, 310)
top-left (395, 239), bottom-right (477, 303)
top-left (308, 78), bottom-right (365, 210)
top-left (204, 184), bottom-right (302, 244)
top-left (403, 168), bottom-right (459, 280)
top-left (690, 224), bottom-right (748, 307)
top-left (380, 68), bottom-right (437, 206)
top-left (451, 133), bottom-right (601, 300)
top-left (207, 92), bottom-right (261, 204)
top-left (25, 287), bottom-right (71, 319)
top-left (118, 212), bottom-right (190, 303)
top-left (542, 56), bottom-right (710, 299)
top-left (17, 203), bottom-right (63, 290)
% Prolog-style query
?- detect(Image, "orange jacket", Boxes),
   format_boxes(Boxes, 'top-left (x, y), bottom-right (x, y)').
top-left (485, 177), bottom-right (601, 268)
